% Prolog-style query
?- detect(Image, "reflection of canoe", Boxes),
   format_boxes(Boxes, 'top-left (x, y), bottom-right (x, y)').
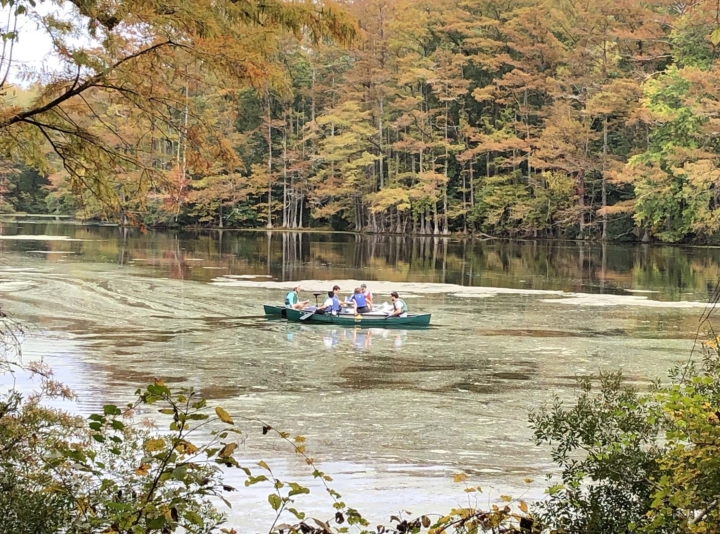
top-left (264, 304), bottom-right (287, 317)
top-left (284, 308), bottom-right (431, 328)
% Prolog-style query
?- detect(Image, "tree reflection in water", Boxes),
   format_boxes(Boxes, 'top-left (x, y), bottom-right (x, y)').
top-left (4, 223), bottom-right (720, 302)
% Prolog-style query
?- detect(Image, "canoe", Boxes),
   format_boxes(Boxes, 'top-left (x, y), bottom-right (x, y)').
top-left (284, 307), bottom-right (431, 328)
top-left (264, 304), bottom-right (287, 317)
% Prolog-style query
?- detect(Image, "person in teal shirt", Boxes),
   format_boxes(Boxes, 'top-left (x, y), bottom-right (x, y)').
top-left (285, 285), bottom-right (308, 309)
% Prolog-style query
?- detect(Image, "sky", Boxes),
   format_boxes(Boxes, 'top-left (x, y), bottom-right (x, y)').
top-left (1, 3), bottom-right (75, 85)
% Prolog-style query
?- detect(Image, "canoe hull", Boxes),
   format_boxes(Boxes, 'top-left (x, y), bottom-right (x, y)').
top-left (264, 305), bottom-right (287, 317)
top-left (284, 308), bottom-right (431, 328)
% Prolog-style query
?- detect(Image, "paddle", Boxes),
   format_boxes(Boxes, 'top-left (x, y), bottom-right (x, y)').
top-left (299, 307), bottom-right (317, 321)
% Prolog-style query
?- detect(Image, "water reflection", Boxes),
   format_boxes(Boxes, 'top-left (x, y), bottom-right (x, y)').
top-left (2, 222), bottom-right (720, 301)
top-left (284, 326), bottom-right (408, 351)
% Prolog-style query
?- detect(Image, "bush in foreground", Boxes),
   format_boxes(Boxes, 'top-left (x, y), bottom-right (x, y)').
top-left (531, 344), bottom-right (720, 533)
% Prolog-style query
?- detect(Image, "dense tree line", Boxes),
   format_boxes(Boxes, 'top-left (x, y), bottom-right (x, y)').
top-left (3, 0), bottom-right (720, 242)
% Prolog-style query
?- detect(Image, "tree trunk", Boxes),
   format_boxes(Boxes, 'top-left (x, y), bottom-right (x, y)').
top-left (266, 91), bottom-right (273, 229)
top-left (181, 83), bottom-right (188, 185)
top-left (297, 196), bottom-right (303, 228)
top-left (282, 122), bottom-right (288, 228)
top-left (378, 96), bottom-right (384, 189)
top-left (578, 170), bottom-right (585, 238)
top-left (462, 160), bottom-right (467, 234)
top-left (443, 100), bottom-right (450, 235)
top-left (602, 117), bottom-right (608, 240)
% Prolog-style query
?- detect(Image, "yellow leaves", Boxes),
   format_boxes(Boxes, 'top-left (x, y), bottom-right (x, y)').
top-left (215, 407), bottom-right (234, 425)
top-left (500, 495), bottom-right (512, 502)
top-left (176, 441), bottom-right (200, 455)
top-left (453, 473), bottom-right (468, 483)
top-left (586, 80), bottom-right (642, 117)
top-left (77, 497), bottom-right (96, 516)
top-left (710, 27), bottom-right (720, 47)
top-left (596, 200), bottom-right (636, 216)
top-left (519, 501), bottom-right (529, 513)
top-left (219, 442), bottom-right (237, 458)
top-left (367, 187), bottom-right (411, 213)
top-left (144, 438), bottom-right (165, 452)
top-left (135, 463), bottom-right (151, 476)
top-left (258, 460), bottom-right (271, 471)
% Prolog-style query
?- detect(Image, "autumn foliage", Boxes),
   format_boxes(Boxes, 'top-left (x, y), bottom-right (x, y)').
top-left (3, 0), bottom-right (720, 241)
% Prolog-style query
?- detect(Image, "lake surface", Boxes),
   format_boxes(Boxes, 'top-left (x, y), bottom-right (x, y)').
top-left (0, 222), bottom-right (716, 527)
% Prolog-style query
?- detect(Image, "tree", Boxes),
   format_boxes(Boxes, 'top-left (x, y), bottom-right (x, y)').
top-left (0, 0), bottom-right (356, 221)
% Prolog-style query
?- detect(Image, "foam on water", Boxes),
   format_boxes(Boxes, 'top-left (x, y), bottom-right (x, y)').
top-left (211, 276), bottom-right (568, 297)
top-left (0, 234), bottom-right (85, 241)
top-left (211, 276), bottom-right (707, 307)
top-left (541, 294), bottom-right (707, 308)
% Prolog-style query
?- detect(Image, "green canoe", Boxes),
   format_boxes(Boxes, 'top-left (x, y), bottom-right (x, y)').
top-left (283, 307), bottom-right (431, 328)
top-left (263, 304), bottom-right (287, 317)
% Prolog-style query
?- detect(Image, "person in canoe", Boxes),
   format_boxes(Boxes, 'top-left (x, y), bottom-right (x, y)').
top-left (389, 291), bottom-right (408, 317)
top-left (285, 285), bottom-right (309, 309)
top-left (317, 290), bottom-right (341, 315)
top-left (360, 283), bottom-right (374, 310)
top-left (349, 287), bottom-right (370, 314)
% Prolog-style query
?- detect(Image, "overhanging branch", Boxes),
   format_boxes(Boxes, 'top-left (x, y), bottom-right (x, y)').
top-left (0, 40), bottom-right (181, 129)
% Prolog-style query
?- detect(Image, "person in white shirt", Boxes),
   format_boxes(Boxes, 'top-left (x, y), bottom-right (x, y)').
top-left (317, 291), bottom-right (336, 315)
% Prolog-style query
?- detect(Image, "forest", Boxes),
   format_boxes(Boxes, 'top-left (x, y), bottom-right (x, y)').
top-left (2, 0), bottom-right (720, 242)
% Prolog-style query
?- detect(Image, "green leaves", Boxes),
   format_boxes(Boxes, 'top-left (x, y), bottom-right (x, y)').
top-left (268, 494), bottom-right (282, 511)
top-left (288, 482), bottom-right (310, 497)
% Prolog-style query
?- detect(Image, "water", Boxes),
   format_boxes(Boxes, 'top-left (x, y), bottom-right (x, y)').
top-left (0, 222), bottom-right (716, 528)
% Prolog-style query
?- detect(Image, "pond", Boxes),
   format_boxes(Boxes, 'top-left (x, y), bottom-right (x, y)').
top-left (0, 222), bottom-right (715, 527)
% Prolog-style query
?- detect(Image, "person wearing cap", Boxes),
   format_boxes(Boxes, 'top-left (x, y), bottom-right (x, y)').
top-left (360, 283), bottom-right (374, 310)
top-left (389, 291), bottom-right (408, 317)
top-left (285, 285), bottom-right (308, 309)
